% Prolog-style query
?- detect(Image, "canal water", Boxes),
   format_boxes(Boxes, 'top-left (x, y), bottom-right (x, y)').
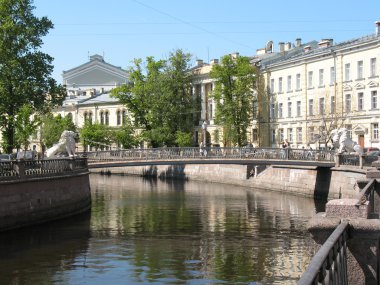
top-left (0, 174), bottom-right (323, 285)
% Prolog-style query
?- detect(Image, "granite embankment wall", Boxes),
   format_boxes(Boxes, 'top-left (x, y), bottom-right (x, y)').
top-left (90, 163), bottom-right (366, 199)
top-left (0, 172), bottom-right (91, 232)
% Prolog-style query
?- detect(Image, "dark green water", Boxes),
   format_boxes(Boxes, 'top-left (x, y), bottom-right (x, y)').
top-left (0, 174), bottom-right (320, 285)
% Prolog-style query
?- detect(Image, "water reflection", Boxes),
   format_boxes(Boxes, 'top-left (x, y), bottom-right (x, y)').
top-left (0, 174), bottom-right (318, 285)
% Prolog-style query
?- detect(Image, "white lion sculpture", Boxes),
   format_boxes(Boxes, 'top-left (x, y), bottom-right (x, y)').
top-left (331, 128), bottom-right (363, 154)
top-left (46, 130), bottom-right (76, 158)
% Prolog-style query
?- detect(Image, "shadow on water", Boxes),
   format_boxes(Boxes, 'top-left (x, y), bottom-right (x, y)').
top-left (0, 212), bottom-right (91, 285)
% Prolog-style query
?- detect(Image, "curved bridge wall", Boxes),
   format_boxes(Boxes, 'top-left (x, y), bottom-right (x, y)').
top-left (91, 164), bottom-right (366, 199)
top-left (0, 172), bottom-right (91, 232)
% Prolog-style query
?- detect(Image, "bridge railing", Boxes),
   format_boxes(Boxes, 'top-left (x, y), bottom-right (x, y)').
top-left (298, 221), bottom-right (349, 285)
top-left (0, 158), bottom-right (88, 181)
top-left (83, 147), bottom-right (336, 163)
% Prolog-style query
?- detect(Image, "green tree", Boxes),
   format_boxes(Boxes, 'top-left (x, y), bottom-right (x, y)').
top-left (111, 49), bottom-right (196, 147)
top-left (175, 131), bottom-right (193, 147)
top-left (210, 55), bottom-right (256, 146)
top-left (80, 122), bottom-right (111, 150)
top-left (14, 104), bottom-right (40, 150)
top-left (0, 0), bottom-right (66, 153)
top-left (40, 113), bottom-right (76, 148)
top-left (110, 120), bottom-right (138, 149)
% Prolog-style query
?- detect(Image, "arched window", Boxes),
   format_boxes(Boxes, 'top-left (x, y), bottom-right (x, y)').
top-left (89, 112), bottom-right (93, 124)
top-left (105, 111), bottom-right (109, 125)
top-left (100, 111), bottom-right (104, 125)
top-left (122, 110), bottom-right (126, 125)
top-left (66, 112), bottom-right (73, 121)
top-left (84, 112), bottom-right (88, 121)
top-left (116, 110), bottom-right (121, 125)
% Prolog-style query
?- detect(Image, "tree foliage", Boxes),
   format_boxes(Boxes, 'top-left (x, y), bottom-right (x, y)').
top-left (111, 49), bottom-right (196, 147)
top-left (40, 113), bottom-right (76, 148)
top-left (210, 55), bottom-right (256, 146)
top-left (14, 104), bottom-right (40, 150)
top-left (80, 122), bottom-right (111, 150)
top-left (0, 0), bottom-right (66, 152)
top-left (110, 120), bottom-right (138, 149)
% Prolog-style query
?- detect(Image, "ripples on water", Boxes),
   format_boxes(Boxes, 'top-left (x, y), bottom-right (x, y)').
top-left (0, 174), bottom-right (322, 285)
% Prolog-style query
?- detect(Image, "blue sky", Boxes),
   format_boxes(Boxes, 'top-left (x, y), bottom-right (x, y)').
top-left (33, 0), bottom-right (380, 83)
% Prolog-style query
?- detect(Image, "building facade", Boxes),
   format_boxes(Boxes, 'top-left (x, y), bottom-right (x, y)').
top-left (193, 22), bottom-right (380, 150)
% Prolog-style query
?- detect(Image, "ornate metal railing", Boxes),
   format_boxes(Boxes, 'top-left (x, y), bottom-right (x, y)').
top-left (356, 178), bottom-right (376, 214)
top-left (0, 158), bottom-right (88, 181)
top-left (298, 221), bottom-right (349, 285)
top-left (82, 147), bottom-right (336, 163)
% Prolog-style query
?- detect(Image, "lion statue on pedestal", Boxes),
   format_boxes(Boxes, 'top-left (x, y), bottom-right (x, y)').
top-left (331, 128), bottom-right (363, 154)
top-left (46, 130), bottom-right (76, 158)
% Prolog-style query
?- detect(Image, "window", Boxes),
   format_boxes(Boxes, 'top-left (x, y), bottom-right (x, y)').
top-left (287, 75), bottom-right (292, 91)
top-left (330, 66), bottom-right (335, 85)
top-left (331, 96), bottom-right (335, 113)
top-left (117, 110), bottom-right (121, 125)
top-left (297, 127), bottom-right (302, 142)
top-left (345, 124), bottom-right (352, 139)
top-left (344, 63), bottom-right (350, 81)
top-left (372, 91), bottom-right (378, 109)
top-left (122, 110), bottom-right (126, 125)
top-left (105, 111), bottom-right (109, 125)
top-left (279, 129), bottom-right (284, 142)
top-left (279, 103), bottom-right (283, 118)
top-left (270, 103), bottom-right (275, 118)
top-left (288, 128), bottom-right (293, 142)
top-left (308, 71), bottom-right (313, 88)
top-left (84, 112), bottom-right (88, 121)
top-left (319, 98), bottom-right (325, 115)
top-left (319, 69), bottom-right (324, 87)
top-left (373, 123), bottom-right (379, 140)
top-left (297, 101), bottom-right (301, 117)
top-left (370, 58), bottom-right (377, 77)
top-left (296, 73), bottom-right (301, 90)
top-left (358, 93), bottom-right (364, 111)
top-left (100, 111), bottom-right (104, 125)
top-left (287, 102), bottom-right (292, 117)
top-left (278, 77), bottom-right (283, 93)
top-left (88, 112), bottom-right (93, 124)
top-left (345, 94), bottom-right (351, 113)
top-left (270, 79), bottom-right (275, 93)
top-left (209, 103), bottom-right (213, 119)
top-left (308, 99), bottom-right (314, 116)
top-left (357, 60), bottom-right (363, 79)
top-left (252, 129), bottom-right (258, 142)
top-left (271, 130), bottom-right (276, 143)
top-left (253, 101), bottom-right (258, 119)
top-left (308, 127), bottom-right (315, 141)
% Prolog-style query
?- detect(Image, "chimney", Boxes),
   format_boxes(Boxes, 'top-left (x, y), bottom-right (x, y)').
top-left (318, 39), bottom-right (333, 48)
top-left (376, 21), bottom-right (380, 36)
top-left (304, 45), bottom-right (312, 53)
top-left (295, 38), bottom-right (302, 47)
top-left (210, 59), bottom-right (219, 65)
top-left (278, 42), bottom-right (285, 52)
top-left (196, 59), bottom-right (203, 67)
top-left (284, 42), bottom-right (291, 51)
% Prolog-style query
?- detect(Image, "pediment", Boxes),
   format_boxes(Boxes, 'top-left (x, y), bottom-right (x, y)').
top-left (343, 84), bottom-right (352, 91)
top-left (353, 124), bottom-right (366, 134)
top-left (354, 82), bottom-right (365, 90)
top-left (368, 81), bottom-right (379, 88)
top-left (65, 67), bottom-right (128, 86)
top-left (63, 55), bottom-right (129, 87)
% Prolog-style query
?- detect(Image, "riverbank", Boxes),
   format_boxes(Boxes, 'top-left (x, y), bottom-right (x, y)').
top-left (90, 163), bottom-right (367, 200)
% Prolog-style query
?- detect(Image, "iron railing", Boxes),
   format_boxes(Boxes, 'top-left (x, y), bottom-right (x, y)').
top-left (83, 147), bottom-right (336, 163)
top-left (298, 221), bottom-right (349, 285)
top-left (356, 178), bottom-right (376, 215)
top-left (0, 158), bottom-right (88, 181)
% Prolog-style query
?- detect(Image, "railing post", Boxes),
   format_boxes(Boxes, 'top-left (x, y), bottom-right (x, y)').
top-left (359, 154), bottom-right (364, 169)
top-left (14, 160), bottom-right (26, 178)
top-left (335, 154), bottom-right (341, 167)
